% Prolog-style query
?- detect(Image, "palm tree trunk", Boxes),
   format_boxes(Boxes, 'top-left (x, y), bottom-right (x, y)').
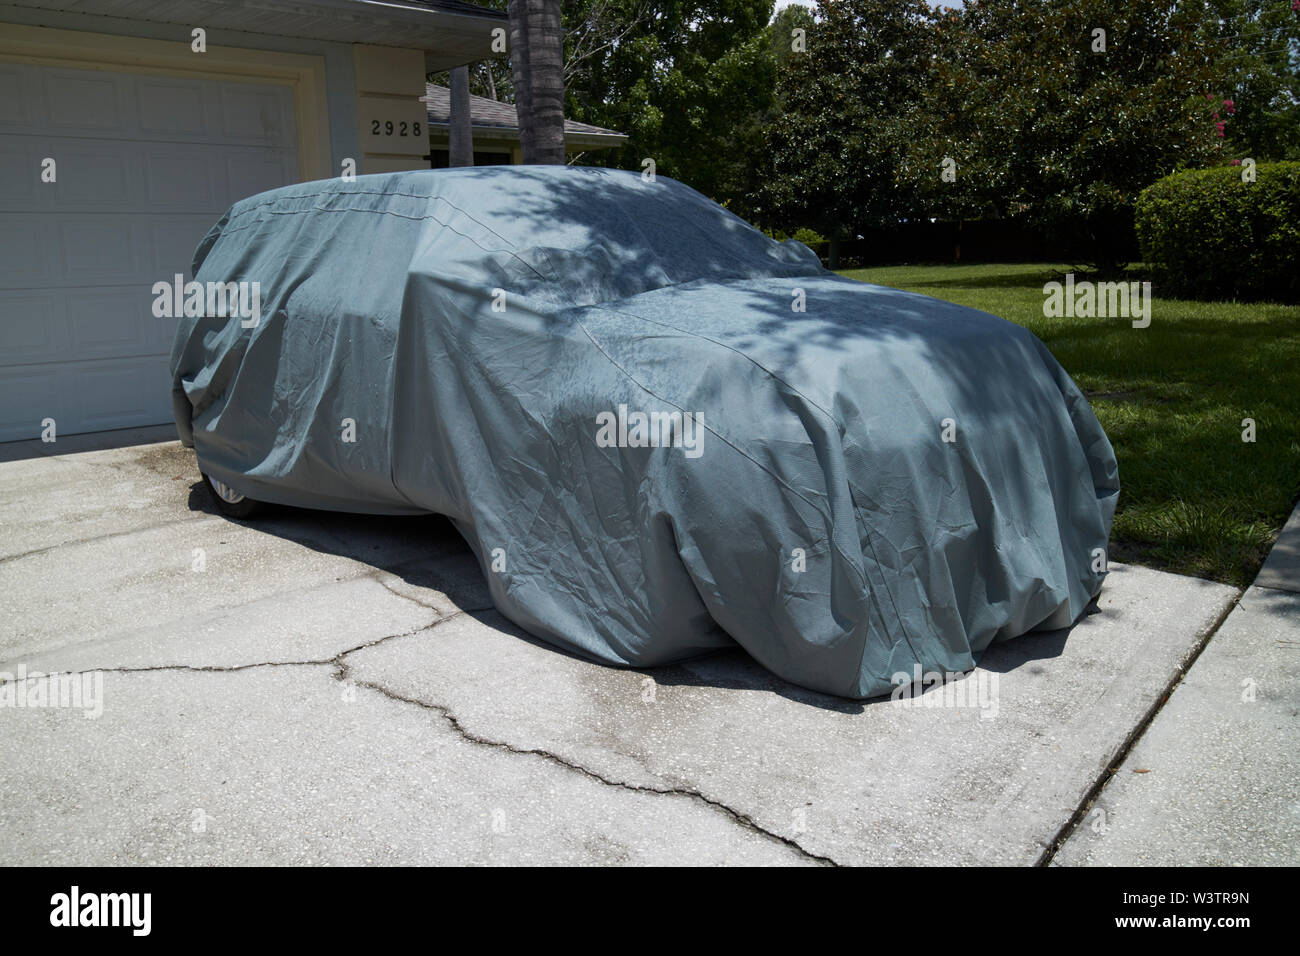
top-left (508, 0), bottom-right (564, 164)
top-left (507, 0), bottom-right (534, 161)
top-left (448, 65), bottom-right (474, 167)
top-left (527, 0), bottom-right (565, 164)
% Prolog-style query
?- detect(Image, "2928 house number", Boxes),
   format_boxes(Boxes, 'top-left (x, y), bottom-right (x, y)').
top-left (371, 119), bottom-right (422, 137)
top-left (358, 96), bottom-right (427, 156)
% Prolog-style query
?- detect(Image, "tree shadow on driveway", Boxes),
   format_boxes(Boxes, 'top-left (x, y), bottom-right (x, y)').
top-left (185, 480), bottom-right (1084, 715)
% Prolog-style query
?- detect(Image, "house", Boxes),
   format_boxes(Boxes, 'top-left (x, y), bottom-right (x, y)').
top-left (0, 0), bottom-right (506, 442)
top-left (422, 82), bottom-right (627, 166)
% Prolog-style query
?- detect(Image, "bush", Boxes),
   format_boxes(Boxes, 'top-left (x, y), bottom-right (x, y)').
top-left (1136, 162), bottom-right (1300, 302)
top-left (763, 226), bottom-right (827, 246)
top-left (790, 227), bottom-right (827, 246)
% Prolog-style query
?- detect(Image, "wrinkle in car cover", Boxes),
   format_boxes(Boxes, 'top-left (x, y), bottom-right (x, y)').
top-left (171, 167), bottom-right (1120, 699)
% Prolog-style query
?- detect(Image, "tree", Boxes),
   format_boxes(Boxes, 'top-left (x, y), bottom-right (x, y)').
top-left (562, 0), bottom-right (778, 217)
top-left (1204, 0), bottom-right (1300, 162)
top-left (761, 0), bottom-right (938, 264)
top-left (448, 65), bottom-right (474, 166)
top-left (905, 0), bottom-right (1225, 272)
top-left (769, 2), bottom-right (815, 72)
top-left (509, 0), bottom-right (566, 163)
top-left (434, 0), bottom-right (777, 210)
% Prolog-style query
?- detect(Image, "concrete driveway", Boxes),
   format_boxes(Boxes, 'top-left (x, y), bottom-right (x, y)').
top-left (1, 427), bottom-right (1293, 865)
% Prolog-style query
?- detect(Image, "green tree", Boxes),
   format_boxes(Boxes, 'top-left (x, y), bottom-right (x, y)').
top-left (769, 2), bottom-right (815, 70)
top-left (434, 0), bottom-right (779, 212)
top-left (906, 0), bottom-right (1224, 272)
top-left (760, 0), bottom-right (939, 265)
top-left (564, 0), bottom-right (779, 218)
top-left (1205, 0), bottom-right (1300, 162)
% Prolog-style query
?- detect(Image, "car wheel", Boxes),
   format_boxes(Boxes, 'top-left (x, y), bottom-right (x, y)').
top-left (202, 473), bottom-right (262, 519)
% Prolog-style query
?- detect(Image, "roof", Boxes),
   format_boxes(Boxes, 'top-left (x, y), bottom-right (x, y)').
top-left (3, 0), bottom-right (506, 68)
top-left (363, 0), bottom-right (505, 19)
top-left (422, 83), bottom-right (628, 150)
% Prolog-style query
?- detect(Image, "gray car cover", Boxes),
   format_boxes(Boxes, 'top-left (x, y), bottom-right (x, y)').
top-left (171, 167), bottom-right (1119, 699)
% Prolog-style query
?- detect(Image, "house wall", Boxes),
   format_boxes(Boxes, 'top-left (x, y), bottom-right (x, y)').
top-left (353, 45), bottom-right (431, 174)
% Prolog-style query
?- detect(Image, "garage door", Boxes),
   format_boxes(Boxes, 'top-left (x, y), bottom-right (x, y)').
top-left (0, 62), bottom-right (298, 442)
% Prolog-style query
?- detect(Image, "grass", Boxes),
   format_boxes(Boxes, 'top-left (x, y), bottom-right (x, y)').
top-left (838, 262), bottom-right (1300, 587)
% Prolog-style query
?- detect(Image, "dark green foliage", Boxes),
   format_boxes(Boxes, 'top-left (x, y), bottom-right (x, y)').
top-left (758, 0), bottom-right (937, 240)
top-left (1204, 0), bottom-right (1300, 163)
top-left (563, 0), bottom-right (780, 220)
top-left (903, 0), bottom-right (1224, 274)
top-left (1136, 161), bottom-right (1300, 302)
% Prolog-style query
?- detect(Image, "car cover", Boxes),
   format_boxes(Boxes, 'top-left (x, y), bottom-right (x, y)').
top-left (171, 167), bottom-right (1120, 699)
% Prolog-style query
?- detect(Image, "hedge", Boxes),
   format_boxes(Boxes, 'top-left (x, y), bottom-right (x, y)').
top-left (1136, 161), bottom-right (1300, 302)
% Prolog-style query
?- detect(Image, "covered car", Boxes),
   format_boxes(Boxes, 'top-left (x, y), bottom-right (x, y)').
top-left (170, 167), bottom-right (1120, 699)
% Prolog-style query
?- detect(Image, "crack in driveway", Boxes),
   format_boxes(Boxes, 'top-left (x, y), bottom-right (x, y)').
top-left (0, 515), bottom-right (217, 565)
top-left (0, 618), bottom-right (443, 683)
top-left (334, 657), bottom-right (840, 867)
top-left (372, 572), bottom-right (492, 614)
top-left (2, 610), bottom-right (839, 866)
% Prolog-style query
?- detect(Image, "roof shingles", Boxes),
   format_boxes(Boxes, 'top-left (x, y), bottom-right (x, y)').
top-left (422, 83), bottom-right (626, 141)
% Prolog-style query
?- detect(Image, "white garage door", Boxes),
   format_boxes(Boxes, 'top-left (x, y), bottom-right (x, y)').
top-left (0, 62), bottom-right (298, 442)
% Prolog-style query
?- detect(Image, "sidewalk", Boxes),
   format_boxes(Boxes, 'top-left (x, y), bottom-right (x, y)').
top-left (1053, 503), bottom-right (1300, 866)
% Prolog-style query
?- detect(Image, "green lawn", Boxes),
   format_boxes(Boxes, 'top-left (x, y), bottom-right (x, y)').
top-left (839, 263), bottom-right (1300, 587)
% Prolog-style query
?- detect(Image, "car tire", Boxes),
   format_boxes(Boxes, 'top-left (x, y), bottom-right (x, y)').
top-left (202, 473), bottom-right (262, 519)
